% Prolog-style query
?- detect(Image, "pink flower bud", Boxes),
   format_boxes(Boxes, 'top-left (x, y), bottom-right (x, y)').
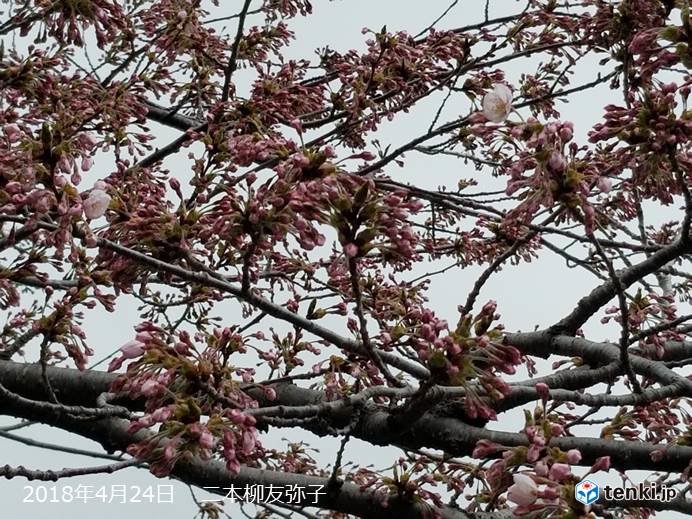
top-left (120, 340), bottom-right (145, 359)
top-left (541, 485), bottom-right (559, 500)
top-left (472, 439), bottom-right (501, 458)
top-left (566, 449), bottom-right (582, 464)
top-left (141, 379), bottom-right (161, 397)
top-left (263, 386), bottom-right (277, 400)
top-left (344, 243), bottom-right (358, 258)
top-left (535, 460), bottom-right (549, 477)
top-left (199, 429), bottom-right (215, 450)
top-left (3, 123), bottom-right (21, 143)
top-left (151, 406), bottom-right (173, 422)
top-left (559, 123), bottom-right (574, 142)
top-left (548, 152), bottom-right (567, 172)
top-left (80, 132), bottom-right (98, 149)
top-left (597, 176), bottom-right (612, 193)
top-left (81, 156), bottom-right (94, 172)
top-left (163, 443), bottom-right (176, 461)
top-left (592, 456), bottom-right (611, 472)
top-left (535, 382), bottom-right (550, 400)
top-left (549, 462), bottom-right (571, 482)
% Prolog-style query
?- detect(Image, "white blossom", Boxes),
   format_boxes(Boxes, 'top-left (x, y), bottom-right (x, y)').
top-left (507, 474), bottom-right (538, 506)
top-left (482, 83), bottom-right (513, 122)
top-left (83, 189), bottom-right (111, 219)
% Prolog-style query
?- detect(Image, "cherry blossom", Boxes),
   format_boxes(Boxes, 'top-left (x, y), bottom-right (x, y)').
top-left (507, 474), bottom-right (538, 507)
top-left (83, 188), bottom-right (111, 220)
top-left (482, 83), bottom-right (513, 122)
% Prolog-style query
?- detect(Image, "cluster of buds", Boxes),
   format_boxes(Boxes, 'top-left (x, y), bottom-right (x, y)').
top-left (473, 431), bottom-right (587, 516)
top-left (500, 118), bottom-right (611, 232)
top-left (602, 288), bottom-right (679, 358)
top-left (107, 323), bottom-right (263, 477)
top-left (32, 0), bottom-right (126, 48)
top-left (588, 84), bottom-right (691, 204)
top-left (315, 176), bottom-right (423, 266)
top-left (1, 119), bottom-right (102, 220)
top-left (319, 27), bottom-right (468, 147)
top-left (352, 457), bottom-right (445, 510)
top-left (408, 301), bottom-right (522, 421)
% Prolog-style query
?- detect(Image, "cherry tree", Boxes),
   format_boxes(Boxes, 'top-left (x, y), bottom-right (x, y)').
top-left (1, 1), bottom-right (691, 518)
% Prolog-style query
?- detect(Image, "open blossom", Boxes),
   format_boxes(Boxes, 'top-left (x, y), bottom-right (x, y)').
top-left (507, 474), bottom-right (538, 506)
top-left (83, 188), bottom-right (111, 219)
top-left (482, 84), bottom-right (513, 122)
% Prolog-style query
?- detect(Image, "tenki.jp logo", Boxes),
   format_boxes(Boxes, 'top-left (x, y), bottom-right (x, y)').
top-left (575, 480), bottom-right (600, 505)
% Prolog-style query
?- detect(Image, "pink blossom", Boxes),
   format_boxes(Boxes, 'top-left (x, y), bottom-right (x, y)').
top-left (151, 407), bottom-right (173, 422)
top-left (507, 474), bottom-right (538, 506)
top-left (628, 29), bottom-right (658, 54)
top-left (81, 156), bottom-right (94, 172)
top-left (141, 379), bottom-right (161, 397)
top-left (226, 456), bottom-right (241, 474)
top-left (527, 443), bottom-right (542, 462)
top-left (107, 357), bottom-right (125, 372)
top-left (535, 460), bottom-right (549, 477)
top-left (163, 442), bottom-right (177, 461)
top-left (241, 428), bottom-right (257, 454)
top-left (559, 123), bottom-right (574, 142)
top-left (80, 132), bottom-right (98, 149)
top-left (541, 485), bottom-right (559, 500)
top-left (472, 439), bottom-right (501, 458)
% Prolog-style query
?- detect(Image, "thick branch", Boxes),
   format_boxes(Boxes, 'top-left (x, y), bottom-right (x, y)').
top-left (2, 360), bottom-right (692, 474)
